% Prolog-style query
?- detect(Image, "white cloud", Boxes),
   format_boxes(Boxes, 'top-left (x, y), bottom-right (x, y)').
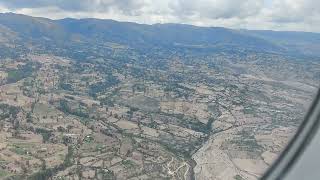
top-left (169, 0), bottom-right (264, 19)
top-left (0, 0), bottom-right (319, 32)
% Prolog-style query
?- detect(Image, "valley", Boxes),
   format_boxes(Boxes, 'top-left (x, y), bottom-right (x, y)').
top-left (0, 13), bottom-right (319, 180)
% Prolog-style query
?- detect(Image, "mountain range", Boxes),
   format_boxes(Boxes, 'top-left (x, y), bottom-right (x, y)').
top-left (0, 13), bottom-right (319, 59)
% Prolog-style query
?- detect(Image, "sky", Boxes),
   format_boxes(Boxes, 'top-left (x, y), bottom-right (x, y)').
top-left (0, 0), bottom-right (319, 32)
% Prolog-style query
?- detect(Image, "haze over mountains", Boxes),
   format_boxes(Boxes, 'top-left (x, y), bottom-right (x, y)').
top-left (0, 13), bottom-right (319, 180)
top-left (0, 13), bottom-right (320, 58)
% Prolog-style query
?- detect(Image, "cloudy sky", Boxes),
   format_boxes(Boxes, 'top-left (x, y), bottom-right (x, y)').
top-left (0, 0), bottom-right (319, 32)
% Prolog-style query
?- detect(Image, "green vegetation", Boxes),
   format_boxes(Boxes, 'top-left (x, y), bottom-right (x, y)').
top-left (59, 83), bottom-right (73, 91)
top-left (122, 160), bottom-right (136, 169)
top-left (63, 146), bottom-right (74, 167)
top-left (0, 13), bottom-right (318, 180)
top-left (100, 169), bottom-right (115, 180)
top-left (28, 146), bottom-right (74, 180)
top-left (35, 128), bottom-right (52, 143)
top-left (6, 62), bottom-right (39, 83)
top-left (9, 145), bottom-right (26, 155)
top-left (234, 175), bottom-right (244, 180)
top-left (0, 104), bottom-right (20, 119)
top-left (58, 99), bottom-right (89, 118)
top-left (28, 168), bottom-right (54, 180)
top-left (89, 75), bottom-right (119, 97)
top-left (229, 132), bottom-right (263, 154)
top-left (0, 169), bottom-right (9, 178)
top-left (206, 117), bottom-right (215, 132)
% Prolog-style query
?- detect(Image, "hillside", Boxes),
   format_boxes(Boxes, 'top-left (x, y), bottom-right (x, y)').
top-left (0, 13), bottom-right (319, 58)
top-left (0, 13), bottom-right (319, 180)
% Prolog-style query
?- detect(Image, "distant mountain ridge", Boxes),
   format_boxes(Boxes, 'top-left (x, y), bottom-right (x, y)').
top-left (0, 13), bottom-right (319, 58)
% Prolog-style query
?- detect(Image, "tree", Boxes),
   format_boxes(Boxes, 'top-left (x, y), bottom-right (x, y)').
top-left (66, 125), bottom-right (73, 133)
top-left (0, 122), bottom-right (4, 131)
top-left (26, 112), bottom-right (33, 123)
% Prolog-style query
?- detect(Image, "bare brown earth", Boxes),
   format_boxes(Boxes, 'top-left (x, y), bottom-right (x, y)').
top-left (0, 51), bottom-right (319, 180)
